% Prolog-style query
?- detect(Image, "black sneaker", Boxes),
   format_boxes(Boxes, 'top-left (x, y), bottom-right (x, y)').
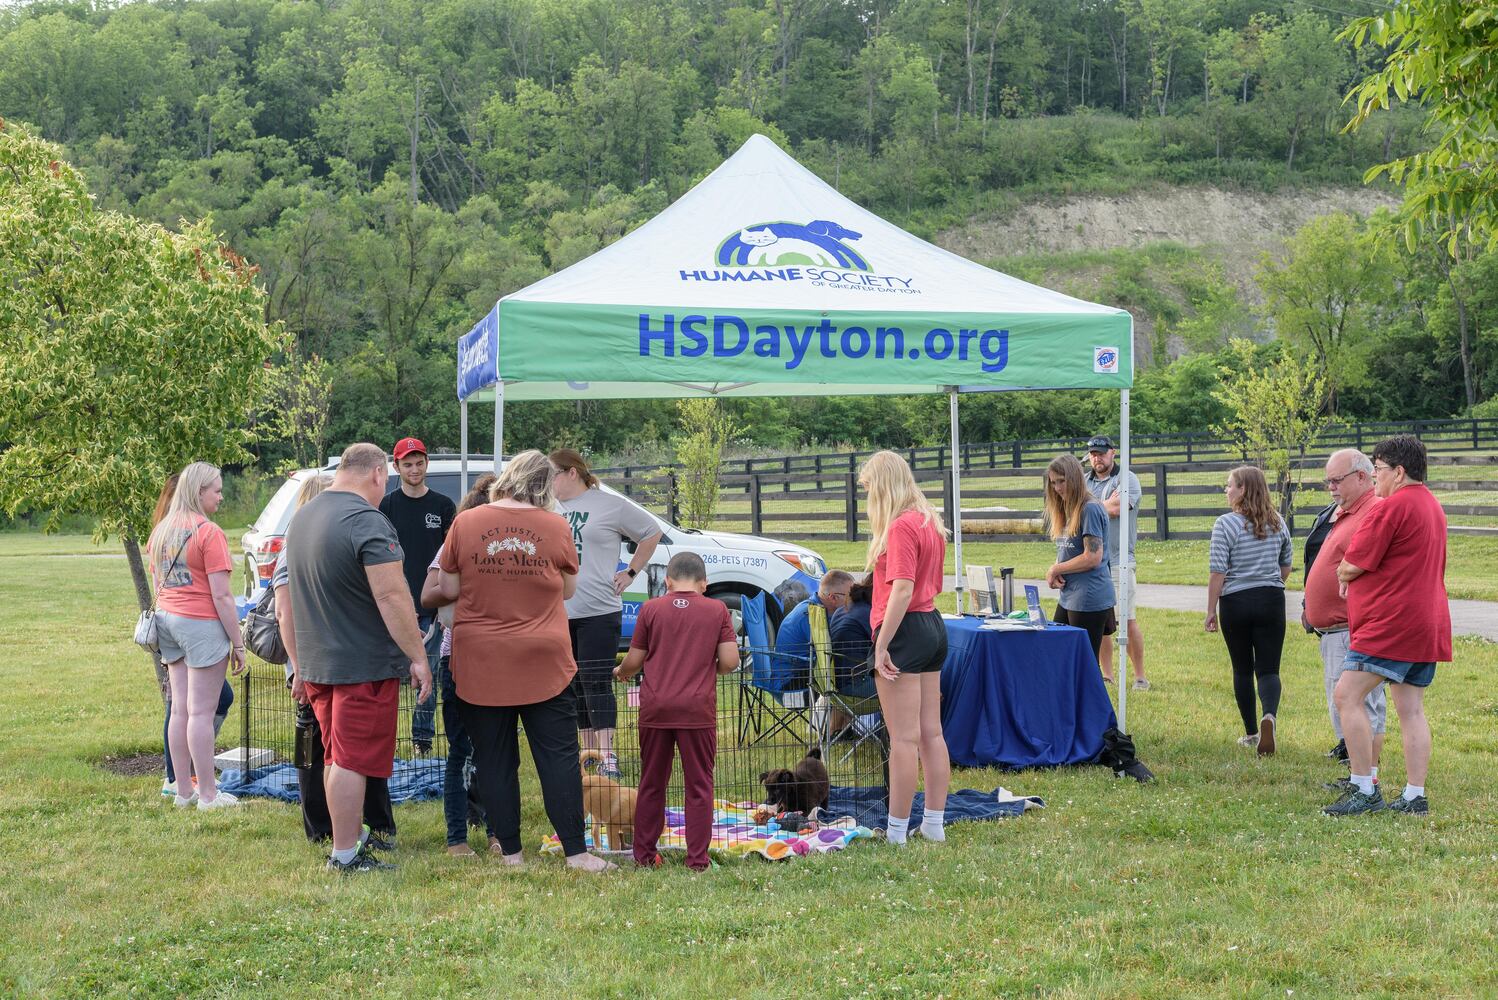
top-left (364, 830), bottom-right (396, 853)
top-left (1388, 794), bottom-right (1429, 815)
top-left (1322, 787), bottom-right (1385, 816)
top-left (1323, 776), bottom-right (1381, 794)
top-left (327, 851), bottom-right (396, 873)
top-left (1326, 738), bottom-right (1348, 762)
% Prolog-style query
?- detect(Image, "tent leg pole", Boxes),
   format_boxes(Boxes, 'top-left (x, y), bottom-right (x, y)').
top-left (460, 399), bottom-right (469, 495)
top-left (495, 383), bottom-right (504, 464)
top-left (1118, 388), bottom-right (1131, 734)
top-left (949, 390), bottom-right (964, 615)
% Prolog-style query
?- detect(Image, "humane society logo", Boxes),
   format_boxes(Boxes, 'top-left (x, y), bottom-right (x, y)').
top-left (678, 219), bottom-right (918, 293)
top-left (717, 220), bottom-right (869, 271)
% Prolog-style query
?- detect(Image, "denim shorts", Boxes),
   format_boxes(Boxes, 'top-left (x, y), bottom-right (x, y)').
top-left (1344, 649), bottom-right (1436, 688)
top-left (156, 612), bottom-right (232, 668)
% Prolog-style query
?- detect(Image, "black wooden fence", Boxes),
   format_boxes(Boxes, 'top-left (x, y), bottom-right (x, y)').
top-left (612, 454), bottom-right (1498, 544)
top-left (595, 416), bottom-right (1498, 482)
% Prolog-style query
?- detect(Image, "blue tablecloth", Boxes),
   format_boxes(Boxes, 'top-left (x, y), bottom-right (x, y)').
top-left (940, 617), bottom-right (1117, 769)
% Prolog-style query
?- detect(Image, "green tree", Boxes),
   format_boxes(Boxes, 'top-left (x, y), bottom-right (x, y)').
top-left (1213, 339), bottom-right (1329, 511)
top-left (1256, 12), bottom-right (1347, 169)
top-left (673, 398), bottom-right (738, 529)
top-left (1256, 212), bottom-right (1396, 415)
top-left (1344, 0), bottom-right (1498, 253)
top-left (0, 118), bottom-right (287, 695)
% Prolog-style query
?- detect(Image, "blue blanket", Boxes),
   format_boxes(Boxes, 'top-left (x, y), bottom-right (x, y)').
top-left (219, 758), bottom-right (444, 804)
top-left (822, 785), bottom-right (1039, 830)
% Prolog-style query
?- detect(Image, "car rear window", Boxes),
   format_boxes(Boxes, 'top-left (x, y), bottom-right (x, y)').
top-left (253, 474), bottom-right (308, 535)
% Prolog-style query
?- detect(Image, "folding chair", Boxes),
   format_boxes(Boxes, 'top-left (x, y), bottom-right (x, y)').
top-left (735, 591), bottom-right (814, 747)
top-left (809, 605), bottom-right (887, 769)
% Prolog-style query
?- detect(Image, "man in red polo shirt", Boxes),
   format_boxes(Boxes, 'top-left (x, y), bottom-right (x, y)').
top-left (1324, 436), bottom-right (1451, 817)
top-left (1302, 449), bottom-right (1386, 776)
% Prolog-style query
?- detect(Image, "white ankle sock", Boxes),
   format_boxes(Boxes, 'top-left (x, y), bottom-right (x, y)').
top-left (885, 814), bottom-right (910, 845)
top-left (919, 809), bottom-right (946, 841)
top-left (1351, 774), bottom-right (1375, 796)
top-left (331, 844), bottom-right (360, 865)
top-left (1403, 784), bottom-right (1424, 801)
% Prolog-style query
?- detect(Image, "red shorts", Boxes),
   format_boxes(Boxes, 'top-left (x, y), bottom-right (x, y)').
top-left (303, 679), bottom-right (400, 778)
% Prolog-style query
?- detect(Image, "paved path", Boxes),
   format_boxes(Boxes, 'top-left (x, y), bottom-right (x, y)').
top-left (947, 576), bottom-right (1498, 642)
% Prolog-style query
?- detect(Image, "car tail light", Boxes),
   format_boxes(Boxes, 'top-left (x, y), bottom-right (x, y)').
top-left (265, 537), bottom-right (284, 555)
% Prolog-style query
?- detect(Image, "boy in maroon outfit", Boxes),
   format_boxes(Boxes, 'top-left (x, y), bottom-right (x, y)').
top-left (614, 552), bottom-right (739, 870)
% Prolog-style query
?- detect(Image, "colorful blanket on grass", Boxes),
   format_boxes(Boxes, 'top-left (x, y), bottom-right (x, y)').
top-left (541, 800), bottom-right (876, 861)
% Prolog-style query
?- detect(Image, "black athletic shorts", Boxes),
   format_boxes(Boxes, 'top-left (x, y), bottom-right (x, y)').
top-left (872, 609), bottom-right (949, 675)
top-left (569, 611), bottom-right (622, 730)
top-left (1051, 606), bottom-right (1116, 660)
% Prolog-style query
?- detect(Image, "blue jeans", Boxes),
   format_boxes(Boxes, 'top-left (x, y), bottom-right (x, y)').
top-left (439, 656), bottom-right (492, 845)
top-left (163, 679), bottom-right (234, 783)
top-left (411, 616), bottom-right (442, 747)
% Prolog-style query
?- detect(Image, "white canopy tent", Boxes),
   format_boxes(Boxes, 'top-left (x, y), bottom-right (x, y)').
top-left (456, 135), bottom-right (1140, 728)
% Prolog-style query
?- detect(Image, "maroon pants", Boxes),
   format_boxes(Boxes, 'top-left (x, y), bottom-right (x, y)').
top-left (634, 726), bottom-right (717, 870)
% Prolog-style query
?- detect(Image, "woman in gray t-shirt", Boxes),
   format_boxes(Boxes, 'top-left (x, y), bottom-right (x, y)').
top-left (548, 449), bottom-right (663, 778)
top-left (1042, 455), bottom-right (1116, 665)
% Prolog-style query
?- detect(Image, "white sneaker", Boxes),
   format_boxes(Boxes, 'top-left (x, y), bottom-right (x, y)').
top-left (161, 779), bottom-right (177, 798)
top-left (196, 791), bottom-right (240, 811)
top-left (173, 792), bottom-right (199, 808)
top-left (1236, 733), bottom-right (1260, 748)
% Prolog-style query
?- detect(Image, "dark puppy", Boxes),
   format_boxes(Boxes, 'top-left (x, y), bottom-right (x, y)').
top-left (760, 748), bottom-right (830, 814)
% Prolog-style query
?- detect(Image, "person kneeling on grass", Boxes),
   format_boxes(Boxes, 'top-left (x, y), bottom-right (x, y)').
top-left (614, 552), bottom-right (739, 872)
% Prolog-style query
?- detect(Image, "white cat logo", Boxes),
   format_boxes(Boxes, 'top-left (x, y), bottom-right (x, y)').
top-left (737, 226), bottom-right (838, 268)
top-left (487, 537), bottom-right (536, 557)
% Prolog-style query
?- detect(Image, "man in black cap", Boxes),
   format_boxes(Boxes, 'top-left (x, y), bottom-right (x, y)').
top-left (1083, 435), bottom-right (1148, 690)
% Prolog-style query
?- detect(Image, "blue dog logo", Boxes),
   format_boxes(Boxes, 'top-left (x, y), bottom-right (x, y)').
top-left (716, 220), bottom-right (869, 272)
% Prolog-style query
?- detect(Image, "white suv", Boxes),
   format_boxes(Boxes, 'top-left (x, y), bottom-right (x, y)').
top-left (240, 458), bottom-right (827, 638)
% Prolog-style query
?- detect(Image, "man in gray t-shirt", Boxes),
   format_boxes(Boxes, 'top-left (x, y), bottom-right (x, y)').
top-left (1084, 435), bottom-right (1148, 690)
top-left (280, 443), bottom-right (432, 873)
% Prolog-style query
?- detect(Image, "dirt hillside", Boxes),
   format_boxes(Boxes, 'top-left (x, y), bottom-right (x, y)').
top-left (936, 185), bottom-right (1402, 261)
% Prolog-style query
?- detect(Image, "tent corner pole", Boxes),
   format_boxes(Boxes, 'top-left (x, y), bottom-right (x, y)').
top-left (1118, 388), bottom-right (1131, 733)
top-left (494, 381), bottom-right (504, 466)
top-left (460, 398), bottom-right (469, 494)
top-left (949, 389), bottom-right (964, 615)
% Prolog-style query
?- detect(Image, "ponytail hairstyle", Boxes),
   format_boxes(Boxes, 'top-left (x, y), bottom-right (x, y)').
top-left (548, 448), bottom-right (599, 490)
top-left (858, 450), bottom-right (946, 569)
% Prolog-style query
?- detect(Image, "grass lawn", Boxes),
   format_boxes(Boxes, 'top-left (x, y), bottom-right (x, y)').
top-left (2, 534), bottom-right (1497, 997)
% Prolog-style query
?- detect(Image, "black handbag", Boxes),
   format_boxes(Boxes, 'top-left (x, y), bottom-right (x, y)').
top-left (242, 581), bottom-right (288, 665)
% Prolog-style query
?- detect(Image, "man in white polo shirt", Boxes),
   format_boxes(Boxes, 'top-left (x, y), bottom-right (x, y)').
top-left (1084, 435), bottom-right (1147, 690)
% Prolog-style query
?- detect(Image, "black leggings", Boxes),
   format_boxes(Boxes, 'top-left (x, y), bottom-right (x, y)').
top-left (570, 612), bottom-right (622, 730)
top-left (1218, 586), bottom-right (1285, 734)
top-left (456, 689), bottom-right (586, 856)
top-left (1051, 606), bottom-right (1115, 663)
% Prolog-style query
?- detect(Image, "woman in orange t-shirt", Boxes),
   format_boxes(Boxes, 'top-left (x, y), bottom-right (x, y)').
top-left (435, 451), bottom-right (611, 872)
top-left (146, 462), bottom-right (248, 810)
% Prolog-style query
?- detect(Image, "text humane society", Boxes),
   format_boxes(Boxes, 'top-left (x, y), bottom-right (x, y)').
top-left (638, 313), bottom-right (1010, 373)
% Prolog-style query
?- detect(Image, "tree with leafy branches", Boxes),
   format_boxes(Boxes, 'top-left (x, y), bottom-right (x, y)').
top-left (0, 118), bottom-right (287, 699)
top-left (1343, 1), bottom-right (1498, 253)
top-left (1213, 339), bottom-right (1329, 514)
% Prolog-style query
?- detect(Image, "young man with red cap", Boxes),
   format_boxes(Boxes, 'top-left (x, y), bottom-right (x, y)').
top-left (379, 437), bottom-right (456, 754)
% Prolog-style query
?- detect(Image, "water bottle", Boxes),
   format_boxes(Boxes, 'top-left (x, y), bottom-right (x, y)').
top-left (294, 703), bottom-right (317, 770)
top-left (1001, 567), bottom-right (1016, 614)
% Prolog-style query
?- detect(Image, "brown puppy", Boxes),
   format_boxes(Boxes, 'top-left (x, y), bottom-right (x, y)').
top-left (759, 747), bottom-right (830, 814)
top-left (580, 749), bottom-right (638, 852)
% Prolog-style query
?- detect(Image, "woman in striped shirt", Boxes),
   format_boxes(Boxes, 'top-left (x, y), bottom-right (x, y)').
top-left (1206, 466), bottom-right (1293, 755)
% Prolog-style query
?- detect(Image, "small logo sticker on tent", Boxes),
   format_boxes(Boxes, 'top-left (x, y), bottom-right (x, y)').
top-left (1094, 347), bottom-right (1119, 374)
top-left (716, 220), bottom-right (869, 271)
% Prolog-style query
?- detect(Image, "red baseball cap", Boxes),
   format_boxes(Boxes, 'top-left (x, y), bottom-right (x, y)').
top-left (392, 437), bottom-right (427, 460)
